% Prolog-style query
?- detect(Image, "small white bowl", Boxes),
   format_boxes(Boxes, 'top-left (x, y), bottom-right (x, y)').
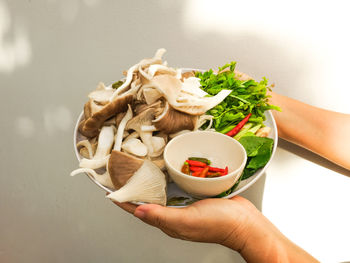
top-left (163, 131), bottom-right (247, 197)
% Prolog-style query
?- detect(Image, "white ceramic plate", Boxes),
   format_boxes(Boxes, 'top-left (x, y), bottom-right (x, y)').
top-left (73, 109), bottom-right (277, 207)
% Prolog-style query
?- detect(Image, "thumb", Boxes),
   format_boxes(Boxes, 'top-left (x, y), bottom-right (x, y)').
top-left (133, 204), bottom-right (185, 230)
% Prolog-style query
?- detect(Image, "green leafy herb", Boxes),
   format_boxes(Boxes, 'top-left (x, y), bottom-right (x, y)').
top-left (112, 80), bottom-right (124, 89)
top-left (167, 196), bottom-right (198, 206)
top-left (196, 62), bottom-right (280, 132)
top-left (238, 136), bottom-right (274, 180)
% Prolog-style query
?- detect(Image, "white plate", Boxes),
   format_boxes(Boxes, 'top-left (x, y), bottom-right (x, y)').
top-left (73, 109), bottom-right (278, 207)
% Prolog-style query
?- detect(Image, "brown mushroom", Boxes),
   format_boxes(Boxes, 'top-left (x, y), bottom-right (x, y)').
top-left (79, 93), bottom-right (133, 138)
top-left (108, 150), bottom-right (144, 189)
top-left (153, 102), bottom-right (197, 134)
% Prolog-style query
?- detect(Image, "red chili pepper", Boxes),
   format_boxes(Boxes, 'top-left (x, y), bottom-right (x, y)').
top-left (223, 166), bottom-right (228, 175)
top-left (206, 172), bottom-right (221, 178)
top-left (186, 160), bottom-right (207, 167)
top-left (191, 171), bottom-right (202, 177)
top-left (198, 166), bottom-right (209, 178)
top-left (225, 113), bottom-right (252, 137)
top-left (190, 166), bottom-right (205, 172)
top-left (181, 163), bottom-right (190, 175)
top-left (208, 166), bottom-right (226, 173)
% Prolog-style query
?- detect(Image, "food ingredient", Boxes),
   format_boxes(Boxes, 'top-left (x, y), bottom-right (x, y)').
top-left (225, 113), bottom-right (252, 137)
top-left (107, 160), bottom-right (167, 206)
top-left (196, 62), bottom-right (280, 132)
top-left (188, 157), bottom-right (211, 165)
top-left (238, 135), bottom-right (274, 180)
top-left (181, 157), bottom-right (228, 178)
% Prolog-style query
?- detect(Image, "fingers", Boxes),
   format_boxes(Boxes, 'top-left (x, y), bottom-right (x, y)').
top-left (115, 201), bottom-right (138, 214)
top-left (133, 204), bottom-right (186, 229)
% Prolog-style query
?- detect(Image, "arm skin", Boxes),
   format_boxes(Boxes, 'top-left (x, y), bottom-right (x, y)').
top-left (269, 91), bottom-right (350, 170)
top-left (115, 197), bottom-right (319, 263)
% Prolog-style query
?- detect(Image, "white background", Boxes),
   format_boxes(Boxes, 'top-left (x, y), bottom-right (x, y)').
top-left (1, 0), bottom-right (349, 262)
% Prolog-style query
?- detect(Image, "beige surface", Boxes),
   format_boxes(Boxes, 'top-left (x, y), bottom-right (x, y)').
top-left (1, 1), bottom-right (349, 262)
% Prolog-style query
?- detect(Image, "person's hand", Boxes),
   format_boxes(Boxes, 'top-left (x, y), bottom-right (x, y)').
top-left (114, 196), bottom-right (259, 251)
top-left (112, 196), bottom-right (319, 263)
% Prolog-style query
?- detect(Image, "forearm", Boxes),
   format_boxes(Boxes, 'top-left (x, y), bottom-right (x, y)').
top-left (222, 210), bottom-right (318, 263)
top-left (268, 92), bottom-right (350, 170)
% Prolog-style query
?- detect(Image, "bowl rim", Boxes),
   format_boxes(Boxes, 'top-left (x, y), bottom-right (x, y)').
top-left (163, 130), bottom-right (248, 182)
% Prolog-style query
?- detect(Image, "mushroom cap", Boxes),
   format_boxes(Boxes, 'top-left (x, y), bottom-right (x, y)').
top-left (148, 74), bottom-right (231, 115)
top-left (153, 102), bottom-right (197, 134)
top-left (126, 107), bottom-right (155, 132)
top-left (79, 94), bottom-right (133, 138)
top-left (108, 150), bottom-right (144, 189)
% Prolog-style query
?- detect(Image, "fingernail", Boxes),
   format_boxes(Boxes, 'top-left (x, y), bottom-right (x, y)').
top-left (134, 209), bottom-right (146, 219)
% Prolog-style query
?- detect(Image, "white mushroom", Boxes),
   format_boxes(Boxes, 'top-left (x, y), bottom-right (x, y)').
top-left (146, 74), bottom-right (231, 115)
top-left (88, 82), bottom-right (114, 105)
top-left (121, 138), bottom-right (148, 157)
top-left (256, 126), bottom-right (271, 137)
top-left (181, 77), bottom-right (208, 97)
top-left (106, 160), bottom-right (167, 206)
top-left (70, 168), bottom-right (114, 189)
top-left (126, 108), bottom-right (155, 155)
top-left (148, 64), bottom-right (177, 77)
top-left (113, 105), bottom-right (133, 151)
top-left (79, 126), bottom-right (115, 169)
top-left (150, 136), bottom-right (166, 157)
top-left (141, 125), bottom-right (158, 132)
top-left (110, 48), bottom-right (166, 100)
top-left (142, 87), bottom-right (162, 105)
top-left (76, 139), bottom-right (94, 159)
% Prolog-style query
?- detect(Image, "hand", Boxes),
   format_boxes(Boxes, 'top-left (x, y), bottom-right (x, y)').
top-left (114, 196), bottom-right (259, 251)
top-left (112, 196), bottom-right (319, 262)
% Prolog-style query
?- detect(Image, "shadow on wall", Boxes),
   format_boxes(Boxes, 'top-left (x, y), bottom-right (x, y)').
top-left (278, 139), bottom-right (350, 177)
top-left (0, 0), bottom-right (31, 74)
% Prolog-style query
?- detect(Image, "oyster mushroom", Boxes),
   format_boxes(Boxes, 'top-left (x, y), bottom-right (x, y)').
top-left (110, 48), bottom-right (166, 100)
top-left (147, 74), bottom-right (231, 115)
top-left (107, 160), bottom-right (167, 206)
top-left (142, 87), bottom-right (163, 105)
top-left (77, 139), bottom-right (95, 159)
top-left (256, 127), bottom-right (271, 137)
top-left (126, 108), bottom-right (155, 155)
top-left (79, 125), bottom-right (114, 169)
top-left (83, 100), bottom-right (103, 120)
top-left (79, 93), bottom-right (133, 138)
top-left (121, 138), bottom-right (148, 157)
top-left (152, 102), bottom-right (197, 134)
top-left (108, 150), bottom-right (144, 189)
top-left (150, 136), bottom-right (166, 157)
top-left (70, 168), bottom-right (114, 190)
top-left (113, 104), bottom-right (133, 151)
top-left (148, 64), bottom-right (177, 78)
top-left (88, 82), bottom-right (114, 105)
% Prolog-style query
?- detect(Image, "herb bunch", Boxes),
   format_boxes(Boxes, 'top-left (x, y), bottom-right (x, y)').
top-left (196, 62), bottom-right (280, 132)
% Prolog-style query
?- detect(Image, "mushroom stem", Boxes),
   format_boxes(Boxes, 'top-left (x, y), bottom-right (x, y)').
top-left (79, 155), bottom-right (110, 169)
top-left (76, 140), bottom-right (94, 159)
top-left (70, 168), bottom-right (114, 189)
top-left (79, 125), bottom-right (115, 169)
top-left (114, 104), bottom-right (133, 151)
top-left (141, 125), bottom-right (158, 132)
top-left (110, 48), bottom-right (166, 100)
